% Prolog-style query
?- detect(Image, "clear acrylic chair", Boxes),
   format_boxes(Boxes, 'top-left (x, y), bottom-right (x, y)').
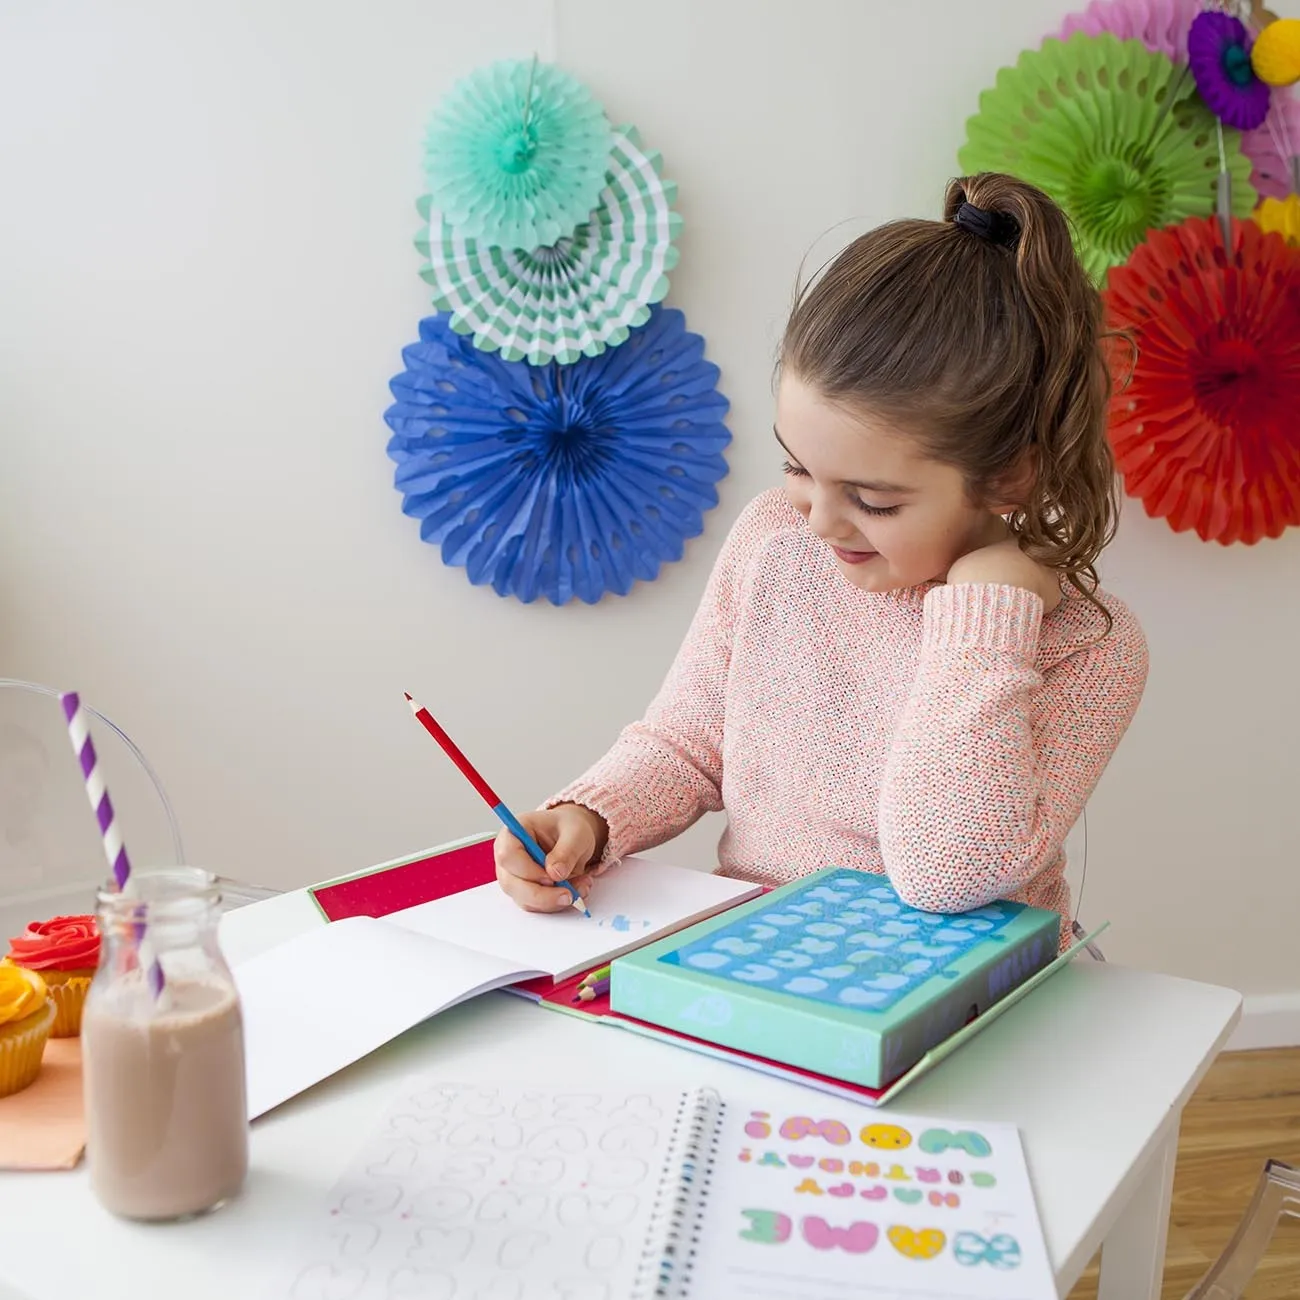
top-left (1183, 1160), bottom-right (1300, 1298)
top-left (1064, 811), bottom-right (1106, 960)
top-left (0, 680), bottom-right (276, 938)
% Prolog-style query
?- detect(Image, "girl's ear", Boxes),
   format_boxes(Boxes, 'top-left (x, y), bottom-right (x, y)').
top-left (984, 448), bottom-right (1038, 515)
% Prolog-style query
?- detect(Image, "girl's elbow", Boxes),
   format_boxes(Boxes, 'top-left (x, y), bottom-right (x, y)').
top-left (888, 873), bottom-right (975, 915)
top-left (883, 852), bottom-right (1009, 915)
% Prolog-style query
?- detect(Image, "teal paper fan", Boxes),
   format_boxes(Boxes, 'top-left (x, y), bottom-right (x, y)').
top-left (423, 58), bottom-right (613, 251)
top-left (417, 127), bottom-right (681, 365)
top-left (959, 32), bottom-right (1255, 281)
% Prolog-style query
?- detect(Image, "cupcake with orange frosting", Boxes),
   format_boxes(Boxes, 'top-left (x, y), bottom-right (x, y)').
top-left (0, 966), bottom-right (54, 1096)
top-left (6, 916), bottom-right (100, 1037)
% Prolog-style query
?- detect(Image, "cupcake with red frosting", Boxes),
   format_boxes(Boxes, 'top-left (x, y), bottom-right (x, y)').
top-left (6, 916), bottom-right (100, 1037)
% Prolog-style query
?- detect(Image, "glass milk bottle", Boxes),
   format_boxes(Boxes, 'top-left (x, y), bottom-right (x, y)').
top-left (82, 868), bottom-right (248, 1220)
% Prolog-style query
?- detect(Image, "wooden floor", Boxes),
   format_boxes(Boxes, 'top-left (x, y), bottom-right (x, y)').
top-left (1067, 1047), bottom-right (1300, 1300)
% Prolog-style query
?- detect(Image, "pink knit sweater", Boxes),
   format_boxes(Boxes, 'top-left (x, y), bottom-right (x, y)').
top-left (553, 490), bottom-right (1148, 945)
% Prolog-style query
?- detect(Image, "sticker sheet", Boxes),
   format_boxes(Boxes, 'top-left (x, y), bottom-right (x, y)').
top-left (686, 1098), bottom-right (1057, 1299)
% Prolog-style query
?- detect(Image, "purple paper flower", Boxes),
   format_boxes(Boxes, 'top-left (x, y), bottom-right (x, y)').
top-left (1188, 10), bottom-right (1271, 131)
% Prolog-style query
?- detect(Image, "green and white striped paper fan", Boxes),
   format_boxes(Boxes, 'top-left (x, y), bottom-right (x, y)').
top-left (416, 126), bottom-right (681, 365)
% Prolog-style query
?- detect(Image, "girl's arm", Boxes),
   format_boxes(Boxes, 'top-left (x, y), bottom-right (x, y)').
top-left (877, 582), bottom-right (1148, 912)
top-left (547, 496), bottom-right (770, 863)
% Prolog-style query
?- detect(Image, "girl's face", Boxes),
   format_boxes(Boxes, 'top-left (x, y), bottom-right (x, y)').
top-left (776, 374), bottom-right (1004, 594)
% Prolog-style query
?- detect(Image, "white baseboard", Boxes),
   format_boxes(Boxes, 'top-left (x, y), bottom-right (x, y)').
top-left (1225, 992), bottom-right (1300, 1051)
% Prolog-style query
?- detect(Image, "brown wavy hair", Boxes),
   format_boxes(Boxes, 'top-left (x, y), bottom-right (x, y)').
top-left (781, 173), bottom-right (1120, 627)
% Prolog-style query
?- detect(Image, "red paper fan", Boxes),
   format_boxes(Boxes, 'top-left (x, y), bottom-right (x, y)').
top-left (1103, 216), bottom-right (1300, 544)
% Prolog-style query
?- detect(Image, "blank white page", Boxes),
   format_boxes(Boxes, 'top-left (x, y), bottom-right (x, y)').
top-left (235, 918), bottom-right (540, 1120)
top-left (385, 856), bottom-right (762, 981)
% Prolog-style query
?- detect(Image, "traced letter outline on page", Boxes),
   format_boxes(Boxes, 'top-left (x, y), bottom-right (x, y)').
top-left (266, 1079), bottom-right (687, 1300)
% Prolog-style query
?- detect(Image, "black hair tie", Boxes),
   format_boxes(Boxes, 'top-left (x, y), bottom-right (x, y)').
top-left (953, 200), bottom-right (1020, 249)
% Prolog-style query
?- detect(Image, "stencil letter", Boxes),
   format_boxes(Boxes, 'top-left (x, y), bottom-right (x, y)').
top-left (739, 1209), bottom-right (793, 1243)
top-left (801, 1216), bottom-right (879, 1254)
top-left (780, 1117), bottom-right (852, 1145)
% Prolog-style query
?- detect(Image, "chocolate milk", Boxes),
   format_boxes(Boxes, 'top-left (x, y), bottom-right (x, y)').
top-left (82, 973), bottom-right (248, 1220)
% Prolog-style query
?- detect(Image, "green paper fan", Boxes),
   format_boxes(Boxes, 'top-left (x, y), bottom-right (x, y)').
top-left (417, 126), bottom-right (682, 366)
top-left (423, 58), bottom-right (613, 251)
top-left (958, 32), bottom-right (1256, 281)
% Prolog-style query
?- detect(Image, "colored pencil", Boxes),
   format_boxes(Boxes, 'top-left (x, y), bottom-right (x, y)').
top-left (578, 963), bottom-right (612, 989)
top-left (403, 693), bottom-right (589, 917)
top-left (573, 977), bottom-right (610, 1003)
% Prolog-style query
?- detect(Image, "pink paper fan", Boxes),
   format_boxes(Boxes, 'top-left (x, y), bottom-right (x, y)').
top-left (1058, 0), bottom-right (1197, 59)
top-left (1056, 0), bottom-right (1300, 198)
top-left (1244, 89), bottom-right (1300, 199)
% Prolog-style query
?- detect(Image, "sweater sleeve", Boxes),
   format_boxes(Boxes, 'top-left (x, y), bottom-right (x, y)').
top-left (547, 496), bottom-right (772, 862)
top-left (877, 582), bottom-right (1148, 912)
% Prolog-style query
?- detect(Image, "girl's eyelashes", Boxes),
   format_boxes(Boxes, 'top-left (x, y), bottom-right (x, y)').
top-left (853, 499), bottom-right (902, 518)
top-left (781, 460), bottom-right (900, 517)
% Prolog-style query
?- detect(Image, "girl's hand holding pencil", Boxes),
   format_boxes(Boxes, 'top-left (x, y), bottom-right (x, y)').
top-left (494, 804), bottom-right (608, 914)
top-left (403, 693), bottom-right (596, 917)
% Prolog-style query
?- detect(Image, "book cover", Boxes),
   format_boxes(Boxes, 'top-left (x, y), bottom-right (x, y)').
top-left (611, 867), bottom-right (1060, 1088)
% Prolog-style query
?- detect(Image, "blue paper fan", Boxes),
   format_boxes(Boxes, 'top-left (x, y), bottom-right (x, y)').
top-left (384, 307), bottom-right (732, 605)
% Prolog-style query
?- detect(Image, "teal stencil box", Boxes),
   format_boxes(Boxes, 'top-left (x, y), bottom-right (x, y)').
top-left (611, 868), bottom-right (1060, 1088)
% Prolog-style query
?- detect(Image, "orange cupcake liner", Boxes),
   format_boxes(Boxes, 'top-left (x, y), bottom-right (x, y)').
top-left (0, 999), bottom-right (55, 1097)
top-left (0, 964), bottom-right (95, 1037)
top-left (47, 977), bottom-right (92, 1037)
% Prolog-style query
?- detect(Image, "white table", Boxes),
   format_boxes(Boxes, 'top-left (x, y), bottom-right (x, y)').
top-left (0, 893), bottom-right (1240, 1300)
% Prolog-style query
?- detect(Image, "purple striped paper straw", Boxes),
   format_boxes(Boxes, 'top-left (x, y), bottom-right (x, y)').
top-left (61, 692), bottom-right (131, 890)
top-left (61, 691), bottom-right (164, 997)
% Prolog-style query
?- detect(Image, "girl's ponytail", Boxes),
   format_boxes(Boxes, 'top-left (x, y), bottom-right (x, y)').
top-left (948, 174), bottom-right (1120, 624)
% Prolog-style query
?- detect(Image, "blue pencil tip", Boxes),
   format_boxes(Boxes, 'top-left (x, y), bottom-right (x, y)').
top-left (564, 883), bottom-right (590, 918)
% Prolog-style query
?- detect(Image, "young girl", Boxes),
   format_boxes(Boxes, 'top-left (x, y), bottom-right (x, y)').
top-left (495, 172), bottom-right (1148, 948)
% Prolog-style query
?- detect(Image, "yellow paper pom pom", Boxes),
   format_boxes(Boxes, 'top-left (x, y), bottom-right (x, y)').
top-left (1254, 194), bottom-right (1300, 246)
top-left (1250, 18), bottom-right (1300, 86)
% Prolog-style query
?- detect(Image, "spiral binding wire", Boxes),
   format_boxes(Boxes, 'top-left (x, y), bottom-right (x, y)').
top-left (632, 1088), bottom-right (725, 1300)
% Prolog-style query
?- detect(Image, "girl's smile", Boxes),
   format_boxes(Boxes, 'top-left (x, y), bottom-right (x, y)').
top-left (829, 546), bottom-right (877, 566)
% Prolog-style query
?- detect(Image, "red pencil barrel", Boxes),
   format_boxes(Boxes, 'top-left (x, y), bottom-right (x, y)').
top-left (410, 703), bottom-right (499, 807)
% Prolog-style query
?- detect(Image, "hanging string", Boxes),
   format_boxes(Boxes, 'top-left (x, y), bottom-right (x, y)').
top-left (520, 52), bottom-right (540, 135)
top-left (1150, 61), bottom-right (1193, 141)
top-left (1216, 119), bottom-right (1236, 243)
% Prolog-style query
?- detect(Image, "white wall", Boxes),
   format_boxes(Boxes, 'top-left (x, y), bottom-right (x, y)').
top-left (2, 0), bottom-right (1297, 999)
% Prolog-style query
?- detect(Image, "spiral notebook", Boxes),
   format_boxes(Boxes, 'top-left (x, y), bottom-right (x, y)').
top-left (268, 1079), bottom-right (1058, 1299)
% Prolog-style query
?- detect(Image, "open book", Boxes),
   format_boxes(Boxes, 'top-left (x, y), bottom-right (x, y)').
top-left (268, 1078), bottom-right (1058, 1300)
top-left (232, 853), bottom-right (760, 1120)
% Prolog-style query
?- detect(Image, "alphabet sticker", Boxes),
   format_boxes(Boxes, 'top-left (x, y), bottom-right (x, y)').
top-left (739, 1209), bottom-right (793, 1244)
top-left (917, 1128), bottom-right (993, 1158)
top-left (801, 1216), bottom-right (880, 1253)
top-left (886, 1226), bottom-right (947, 1261)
